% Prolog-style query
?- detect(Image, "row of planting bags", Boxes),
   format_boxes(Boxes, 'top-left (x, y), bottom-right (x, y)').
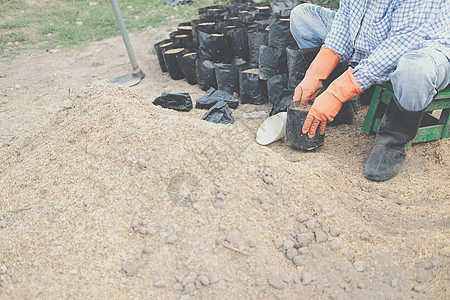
top-left (153, 0), bottom-right (345, 123)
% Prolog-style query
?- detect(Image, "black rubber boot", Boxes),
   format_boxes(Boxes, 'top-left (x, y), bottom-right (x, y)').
top-left (364, 96), bottom-right (425, 181)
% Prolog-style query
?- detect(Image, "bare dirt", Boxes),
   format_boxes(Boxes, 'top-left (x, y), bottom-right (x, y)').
top-left (0, 26), bottom-right (449, 299)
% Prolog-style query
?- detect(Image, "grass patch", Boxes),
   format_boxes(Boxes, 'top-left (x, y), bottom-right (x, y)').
top-left (0, 0), bottom-right (229, 60)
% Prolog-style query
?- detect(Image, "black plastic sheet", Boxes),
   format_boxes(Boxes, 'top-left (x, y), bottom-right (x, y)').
top-left (196, 59), bottom-right (217, 91)
top-left (202, 101), bottom-right (234, 124)
top-left (196, 87), bottom-right (239, 109)
top-left (153, 92), bottom-right (193, 111)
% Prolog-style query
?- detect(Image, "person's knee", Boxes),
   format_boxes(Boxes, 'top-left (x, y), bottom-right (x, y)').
top-left (393, 52), bottom-right (437, 88)
top-left (291, 3), bottom-right (316, 21)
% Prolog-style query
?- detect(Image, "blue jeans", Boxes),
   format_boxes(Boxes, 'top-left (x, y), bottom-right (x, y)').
top-left (290, 3), bottom-right (450, 111)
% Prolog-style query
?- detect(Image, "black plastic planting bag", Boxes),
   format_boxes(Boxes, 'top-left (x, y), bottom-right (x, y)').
top-left (286, 46), bottom-right (307, 91)
top-left (163, 47), bottom-right (185, 80)
top-left (215, 59), bottom-right (247, 96)
top-left (198, 5), bottom-right (228, 21)
top-left (170, 31), bottom-right (193, 48)
top-left (154, 39), bottom-right (177, 73)
top-left (267, 73), bottom-right (288, 106)
top-left (191, 20), bottom-right (217, 48)
top-left (239, 68), bottom-right (268, 105)
top-left (248, 30), bottom-right (269, 64)
top-left (198, 31), bottom-right (232, 63)
top-left (202, 101), bottom-right (234, 124)
top-left (176, 49), bottom-right (198, 85)
top-left (270, 89), bottom-right (293, 116)
top-left (226, 26), bottom-right (249, 61)
top-left (258, 45), bottom-right (287, 80)
top-left (196, 87), bottom-right (239, 109)
top-left (268, 17), bottom-right (294, 50)
top-left (177, 22), bottom-right (193, 34)
top-left (153, 92), bottom-right (193, 112)
top-left (196, 59), bottom-right (217, 91)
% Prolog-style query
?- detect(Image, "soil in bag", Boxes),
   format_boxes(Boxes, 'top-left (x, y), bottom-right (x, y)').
top-left (191, 20), bottom-right (217, 48)
top-left (196, 59), bottom-right (217, 91)
top-left (176, 49), bottom-right (198, 85)
top-left (258, 45), bottom-right (287, 80)
top-left (202, 101), bottom-right (234, 124)
top-left (153, 92), bottom-right (193, 112)
top-left (177, 22), bottom-right (193, 34)
top-left (196, 87), bottom-right (239, 109)
top-left (285, 102), bottom-right (324, 151)
top-left (239, 68), bottom-right (268, 105)
top-left (198, 5), bottom-right (228, 21)
top-left (247, 29), bottom-right (269, 64)
top-left (198, 31), bottom-right (232, 63)
top-left (267, 73), bottom-right (288, 106)
top-left (268, 17), bottom-right (295, 50)
top-left (163, 47), bottom-right (185, 80)
top-left (286, 46), bottom-right (307, 91)
top-left (170, 31), bottom-right (193, 48)
top-left (215, 59), bottom-right (247, 96)
top-left (154, 39), bottom-right (177, 73)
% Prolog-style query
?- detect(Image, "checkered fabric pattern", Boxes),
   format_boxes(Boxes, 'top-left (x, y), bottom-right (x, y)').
top-left (324, 0), bottom-right (450, 90)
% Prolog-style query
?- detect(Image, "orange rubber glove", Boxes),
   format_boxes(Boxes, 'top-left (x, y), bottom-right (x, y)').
top-left (302, 68), bottom-right (363, 138)
top-left (293, 47), bottom-right (340, 108)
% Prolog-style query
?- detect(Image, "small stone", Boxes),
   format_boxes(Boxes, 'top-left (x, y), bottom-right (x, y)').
top-left (274, 237), bottom-right (284, 249)
top-left (296, 213), bottom-right (308, 223)
top-left (315, 231), bottom-right (327, 243)
top-left (122, 261), bottom-right (138, 276)
top-left (331, 227), bottom-right (341, 237)
top-left (301, 272), bottom-right (312, 285)
top-left (213, 200), bottom-right (225, 209)
top-left (143, 246), bottom-right (153, 254)
top-left (227, 231), bottom-right (242, 244)
top-left (282, 240), bottom-right (295, 250)
top-left (267, 273), bottom-right (285, 290)
top-left (322, 225), bottom-right (330, 233)
top-left (138, 227), bottom-right (148, 234)
top-left (167, 234), bottom-right (178, 244)
top-left (357, 282), bottom-right (366, 289)
top-left (198, 275), bottom-right (209, 286)
top-left (180, 294), bottom-right (190, 300)
top-left (184, 282), bottom-right (196, 292)
top-left (282, 273), bottom-right (292, 283)
top-left (292, 256), bottom-right (305, 266)
top-left (286, 248), bottom-right (297, 260)
top-left (182, 272), bottom-right (197, 286)
top-left (14, 83), bottom-right (21, 89)
top-left (305, 219), bottom-right (316, 230)
top-left (62, 100), bottom-right (73, 109)
top-left (390, 279), bottom-right (399, 287)
top-left (119, 283), bottom-right (126, 290)
top-left (423, 260), bottom-right (434, 270)
top-left (159, 231), bottom-right (169, 239)
top-left (347, 249), bottom-right (355, 261)
top-left (416, 270), bottom-right (430, 283)
top-left (263, 176), bottom-right (274, 184)
top-left (360, 232), bottom-right (370, 241)
top-left (76, 21), bottom-right (83, 26)
top-left (295, 233), bottom-right (312, 247)
top-left (69, 269), bottom-right (78, 275)
top-left (248, 240), bottom-right (256, 248)
top-left (330, 239), bottom-right (341, 251)
top-left (1, 266), bottom-right (7, 274)
top-left (209, 273), bottom-right (219, 284)
top-left (297, 247), bottom-right (309, 255)
top-left (413, 285), bottom-right (423, 293)
top-left (215, 187), bottom-right (229, 195)
top-left (353, 261), bottom-right (366, 272)
top-left (153, 279), bottom-right (166, 288)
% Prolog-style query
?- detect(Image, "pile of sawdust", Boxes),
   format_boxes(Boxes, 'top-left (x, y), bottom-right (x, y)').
top-left (0, 82), bottom-right (448, 299)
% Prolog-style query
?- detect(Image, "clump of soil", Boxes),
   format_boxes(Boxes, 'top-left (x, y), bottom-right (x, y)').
top-left (0, 81), bottom-right (448, 299)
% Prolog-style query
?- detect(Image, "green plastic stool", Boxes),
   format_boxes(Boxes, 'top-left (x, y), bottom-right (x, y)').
top-left (362, 82), bottom-right (450, 148)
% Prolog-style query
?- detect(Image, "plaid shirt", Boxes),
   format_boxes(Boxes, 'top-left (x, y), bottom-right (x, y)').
top-left (324, 0), bottom-right (450, 90)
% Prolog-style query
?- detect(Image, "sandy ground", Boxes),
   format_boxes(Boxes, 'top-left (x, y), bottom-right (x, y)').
top-left (0, 24), bottom-right (449, 300)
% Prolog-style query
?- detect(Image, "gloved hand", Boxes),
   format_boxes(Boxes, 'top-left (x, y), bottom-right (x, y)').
top-left (293, 47), bottom-right (340, 108)
top-left (302, 68), bottom-right (363, 138)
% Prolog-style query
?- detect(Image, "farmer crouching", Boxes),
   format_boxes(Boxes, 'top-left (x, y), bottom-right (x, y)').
top-left (290, 0), bottom-right (450, 181)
